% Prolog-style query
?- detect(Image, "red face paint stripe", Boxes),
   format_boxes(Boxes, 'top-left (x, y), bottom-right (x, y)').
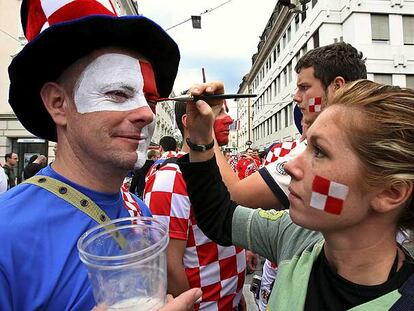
top-left (139, 60), bottom-right (159, 113)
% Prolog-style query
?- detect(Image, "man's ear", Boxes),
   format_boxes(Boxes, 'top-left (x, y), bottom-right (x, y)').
top-left (40, 82), bottom-right (70, 126)
top-left (182, 114), bottom-right (187, 128)
top-left (332, 76), bottom-right (346, 90)
top-left (371, 181), bottom-right (413, 214)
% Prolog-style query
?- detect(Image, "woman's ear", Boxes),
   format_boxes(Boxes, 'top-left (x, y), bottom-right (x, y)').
top-left (371, 181), bottom-right (413, 214)
top-left (40, 82), bottom-right (69, 126)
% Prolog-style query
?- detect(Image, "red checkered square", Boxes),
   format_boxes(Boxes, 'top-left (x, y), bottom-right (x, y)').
top-left (144, 158), bottom-right (246, 309)
top-left (219, 256), bottom-right (238, 280)
top-left (264, 141), bottom-right (297, 165)
top-left (310, 175), bottom-right (349, 215)
top-left (197, 243), bottom-right (219, 266)
top-left (308, 97), bottom-right (322, 112)
top-left (217, 293), bottom-right (235, 310)
top-left (201, 282), bottom-right (222, 301)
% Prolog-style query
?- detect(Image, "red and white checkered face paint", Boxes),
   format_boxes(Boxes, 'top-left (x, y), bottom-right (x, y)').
top-left (308, 97), bottom-right (322, 112)
top-left (310, 175), bottom-right (349, 215)
top-left (139, 60), bottom-right (159, 113)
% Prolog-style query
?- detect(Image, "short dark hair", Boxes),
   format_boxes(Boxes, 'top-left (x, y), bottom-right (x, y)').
top-left (295, 42), bottom-right (367, 89)
top-left (5, 152), bottom-right (13, 162)
top-left (175, 100), bottom-right (186, 137)
top-left (159, 136), bottom-right (177, 151)
top-left (174, 90), bottom-right (188, 137)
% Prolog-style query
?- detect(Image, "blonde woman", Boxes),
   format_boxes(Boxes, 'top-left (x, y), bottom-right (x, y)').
top-left (177, 80), bottom-right (414, 310)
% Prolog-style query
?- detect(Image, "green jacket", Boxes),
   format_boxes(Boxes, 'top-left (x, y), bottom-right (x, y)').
top-left (232, 207), bottom-right (401, 310)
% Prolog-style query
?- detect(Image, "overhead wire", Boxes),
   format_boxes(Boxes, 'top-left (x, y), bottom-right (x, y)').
top-left (165, 0), bottom-right (233, 31)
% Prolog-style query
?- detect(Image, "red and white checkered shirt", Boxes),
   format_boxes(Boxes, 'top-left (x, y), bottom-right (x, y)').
top-left (144, 158), bottom-right (246, 310)
top-left (263, 141), bottom-right (297, 166)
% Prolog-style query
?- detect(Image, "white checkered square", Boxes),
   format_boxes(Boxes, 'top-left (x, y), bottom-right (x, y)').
top-left (152, 215), bottom-right (169, 229)
top-left (236, 251), bottom-right (246, 273)
top-left (183, 246), bottom-right (200, 268)
top-left (220, 275), bottom-right (238, 298)
top-left (198, 301), bottom-right (218, 311)
top-left (217, 245), bottom-right (236, 260)
top-left (310, 192), bottom-right (327, 210)
top-left (170, 193), bottom-right (191, 218)
top-left (329, 181), bottom-right (348, 199)
top-left (192, 224), bottom-right (211, 246)
top-left (151, 169), bottom-right (176, 192)
top-left (200, 262), bottom-right (221, 287)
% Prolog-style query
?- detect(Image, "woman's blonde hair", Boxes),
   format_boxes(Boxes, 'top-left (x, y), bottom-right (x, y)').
top-left (329, 79), bottom-right (414, 231)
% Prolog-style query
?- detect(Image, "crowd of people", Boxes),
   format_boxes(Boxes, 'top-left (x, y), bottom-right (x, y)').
top-left (1, 1), bottom-right (414, 310)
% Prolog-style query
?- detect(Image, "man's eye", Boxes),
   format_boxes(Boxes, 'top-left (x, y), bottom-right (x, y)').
top-left (106, 90), bottom-right (129, 101)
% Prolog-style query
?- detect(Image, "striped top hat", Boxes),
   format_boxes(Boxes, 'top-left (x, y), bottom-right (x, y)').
top-left (9, 0), bottom-right (180, 142)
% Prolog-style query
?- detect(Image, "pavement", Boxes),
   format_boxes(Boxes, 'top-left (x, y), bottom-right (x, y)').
top-left (242, 259), bottom-right (264, 310)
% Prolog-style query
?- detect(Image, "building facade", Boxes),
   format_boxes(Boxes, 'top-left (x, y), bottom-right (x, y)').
top-left (0, 0), bottom-right (176, 180)
top-left (237, 0), bottom-right (414, 152)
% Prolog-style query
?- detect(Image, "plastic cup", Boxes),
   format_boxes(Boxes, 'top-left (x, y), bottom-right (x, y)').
top-left (77, 217), bottom-right (169, 310)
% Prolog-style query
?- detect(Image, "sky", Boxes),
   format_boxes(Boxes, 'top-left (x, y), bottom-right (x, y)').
top-left (138, 0), bottom-right (277, 116)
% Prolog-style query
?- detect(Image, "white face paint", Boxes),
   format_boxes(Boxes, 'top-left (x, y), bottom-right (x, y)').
top-left (135, 119), bottom-right (156, 169)
top-left (74, 53), bottom-right (148, 113)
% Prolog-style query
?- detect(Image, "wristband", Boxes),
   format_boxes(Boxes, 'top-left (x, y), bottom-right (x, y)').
top-left (186, 138), bottom-right (214, 152)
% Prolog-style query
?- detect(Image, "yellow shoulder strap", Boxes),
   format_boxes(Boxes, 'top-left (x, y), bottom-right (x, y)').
top-left (23, 175), bottom-right (126, 248)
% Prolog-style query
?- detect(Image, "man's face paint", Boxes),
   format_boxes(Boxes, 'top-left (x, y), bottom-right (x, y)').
top-left (73, 53), bottom-right (157, 113)
top-left (140, 60), bottom-right (160, 113)
top-left (310, 175), bottom-right (349, 215)
top-left (134, 119), bottom-right (156, 169)
top-left (73, 53), bottom-right (159, 169)
top-left (214, 101), bottom-right (233, 146)
top-left (308, 97), bottom-right (322, 112)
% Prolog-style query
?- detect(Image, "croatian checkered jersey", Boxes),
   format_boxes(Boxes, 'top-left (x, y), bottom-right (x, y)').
top-left (263, 141), bottom-right (297, 166)
top-left (144, 157), bottom-right (246, 310)
top-left (259, 140), bottom-right (307, 208)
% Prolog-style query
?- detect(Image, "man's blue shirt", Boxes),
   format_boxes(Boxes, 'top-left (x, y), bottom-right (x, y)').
top-left (0, 165), bottom-right (150, 310)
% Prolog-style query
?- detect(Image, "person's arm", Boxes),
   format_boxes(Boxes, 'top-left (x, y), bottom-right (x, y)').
top-left (144, 166), bottom-right (193, 299)
top-left (167, 239), bottom-right (191, 298)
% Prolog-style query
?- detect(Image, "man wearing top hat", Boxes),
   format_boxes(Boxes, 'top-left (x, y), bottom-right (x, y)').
top-left (0, 0), bottom-right (201, 309)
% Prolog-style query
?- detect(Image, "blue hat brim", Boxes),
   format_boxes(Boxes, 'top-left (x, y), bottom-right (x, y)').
top-left (8, 15), bottom-right (180, 141)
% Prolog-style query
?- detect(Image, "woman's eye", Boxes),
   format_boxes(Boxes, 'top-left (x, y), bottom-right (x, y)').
top-left (313, 145), bottom-right (325, 158)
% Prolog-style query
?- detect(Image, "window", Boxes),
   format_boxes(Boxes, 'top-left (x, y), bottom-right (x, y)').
top-left (403, 16), bottom-right (414, 45)
top-left (284, 68), bottom-right (288, 86)
top-left (301, 3), bottom-right (307, 22)
top-left (313, 30), bottom-right (319, 48)
top-left (282, 34), bottom-right (287, 49)
top-left (295, 14), bottom-right (300, 31)
top-left (273, 49), bottom-right (277, 62)
top-left (373, 74), bottom-right (392, 85)
top-left (277, 76), bottom-right (281, 94)
top-left (301, 44), bottom-right (307, 56)
top-left (284, 107), bottom-right (289, 127)
top-left (287, 26), bottom-right (291, 42)
top-left (407, 75), bottom-right (414, 89)
top-left (312, 0), bottom-right (318, 7)
top-left (371, 14), bottom-right (389, 43)
top-left (288, 62), bottom-right (292, 83)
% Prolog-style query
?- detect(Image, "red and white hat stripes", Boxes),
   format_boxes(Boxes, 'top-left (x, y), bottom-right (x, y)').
top-left (25, 0), bottom-right (117, 41)
top-left (310, 175), bottom-right (349, 215)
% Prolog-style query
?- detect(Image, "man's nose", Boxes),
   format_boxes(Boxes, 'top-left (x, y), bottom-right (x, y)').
top-left (128, 105), bottom-right (154, 125)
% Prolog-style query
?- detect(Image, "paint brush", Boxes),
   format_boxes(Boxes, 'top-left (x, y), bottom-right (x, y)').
top-left (156, 93), bottom-right (257, 102)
